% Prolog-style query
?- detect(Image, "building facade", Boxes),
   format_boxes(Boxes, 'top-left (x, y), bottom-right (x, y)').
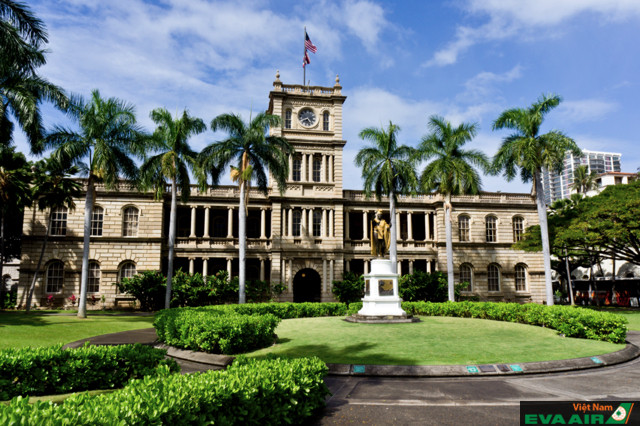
top-left (17, 75), bottom-right (546, 308)
top-left (542, 149), bottom-right (622, 205)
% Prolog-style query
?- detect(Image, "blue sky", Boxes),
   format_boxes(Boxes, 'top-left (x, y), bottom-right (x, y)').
top-left (18, 0), bottom-right (640, 192)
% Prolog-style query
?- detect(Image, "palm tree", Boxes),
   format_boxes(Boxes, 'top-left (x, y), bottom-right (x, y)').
top-left (139, 108), bottom-right (206, 309)
top-left (25, 158), bottom-right (82, 312)
top-left (572, 165), bottom-right (598, 194)
top-left (1, 0), bottom-right (68, 152)
top-left (355, 122), bottom-right (417, 272)
top-left (492, 94), bottom-right (580, 306)
top-left (415, 115), bottom-right (489, 301)
top-left (199, 112), bottom-right (293, 304)
top-left (44, 89), bottom-right (145, 318)
top-left (0, 145), bottom-right (31, 281)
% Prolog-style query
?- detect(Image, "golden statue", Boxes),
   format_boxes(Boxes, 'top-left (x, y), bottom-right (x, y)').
top-left (370, 209), bottom-right (391, 257)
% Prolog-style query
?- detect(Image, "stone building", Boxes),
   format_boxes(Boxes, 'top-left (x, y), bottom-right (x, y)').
top-left (17, 75), bottom-right (545, 308)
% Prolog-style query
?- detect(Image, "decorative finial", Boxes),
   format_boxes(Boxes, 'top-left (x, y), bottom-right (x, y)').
top-left (275, 70), bottom-right (281, 82)
top-left (335, 74), bottom-right (340, 84)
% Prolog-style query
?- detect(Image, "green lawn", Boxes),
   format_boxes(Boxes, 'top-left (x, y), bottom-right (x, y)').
top-left (0, 312), bottom-right (154, 350)
top-left (585, 307), bottom-right (640, 331)
top-left (245, 316), bottom-right (624, 365)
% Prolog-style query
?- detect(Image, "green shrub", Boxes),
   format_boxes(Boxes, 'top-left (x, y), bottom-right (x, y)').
top-left (398, 271), bottom-right (468, 302)
top-left (171, 269), bottom-right (212, 307)
top-left (0, 357), bottom-right (329, 425)
top-left (201, 302), bottom-right (349, 319)
top-left (154, 308), bottom-right (280, 354)
top-left (332, 272), bottom-right (364, 305)
top-left (0, 344), bottom-right (179, 401)
top-left (118, 270), bottom-right (166, 311)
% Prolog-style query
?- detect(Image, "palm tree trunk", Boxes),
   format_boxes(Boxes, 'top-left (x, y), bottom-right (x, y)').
top-left (444, 193), bottom-right (455, 302)
top-left (165, 179), bottom-right (177, 309)
top-left (534, 170), bottom-right (554, 305)
top-left (0, 212), bottom-right (4, 287)
top-left (77, 178), bottom-right (95, 318)
top-left (389, 189), bottom-right (397, 273)
top-left (26, 211), bottom-right (50, 313)
top-left (238, 179), bottom-right (246, 304)
top-left (564, 248), bottom-right (574, 306)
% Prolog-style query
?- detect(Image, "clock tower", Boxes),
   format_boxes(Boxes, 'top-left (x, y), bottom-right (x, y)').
top-left (267, 71), bottom-right (347, 301)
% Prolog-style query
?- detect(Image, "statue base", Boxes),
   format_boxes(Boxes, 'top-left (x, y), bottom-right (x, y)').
top-left (355, 259), bottom-right (410, 319)
top-left (344, 314), bottom-right (420, 324)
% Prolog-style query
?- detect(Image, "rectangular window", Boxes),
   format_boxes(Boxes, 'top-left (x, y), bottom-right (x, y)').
top-left (513, 217), bottom-right (524, 242)
top-left (46, 262), bottom-right (64, 293)
top-left (123, 208), bottom-right (139, 237)
top-left (515, 266), bottom-right (527, 291)
top-left (50, 207), bottom-right (67, 236)
top-left (323, 112), bottom-right (330, 131)
top-left (285, 110), bottom-right (292, 129)
top-left (88, 263), bottom-right (100, 293)
top-left (458, 216), bottom-right (470, 242)
top-left (486, 217), bottom-right (496, 243)
top-left (313, 210), bottom-right (322, 237)
top-left (459, 265), bottom-right (472, 291)
top-left (292, 157), bottom-right (301, 181)
top-left (313, 156), bottom-right (321, 182)
top-left (488, 266), bottom-right (500, 292)
top-left (292, 211), bottom-right (301, 237)
top-left (91, 207), bottom-right (103, 236)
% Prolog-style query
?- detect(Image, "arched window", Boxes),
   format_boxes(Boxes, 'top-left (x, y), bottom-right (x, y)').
top-left (458, 215), bottom-right (470, 242)
top-left (513, 216), bottom-right (524, 242)
top-left (285, 109), bottom-right (292, 129)
top-left (292, 155), bottom-right (301, 181)
top-left (459, 264), bottom-right (473, 291)
top-left (91, 206), bottom-right (104, 236)
top-left (323, 111), bottom-right (330, 131)
top-left (122, 207), bottom-right (139, 237)
top-left (46, 261), bottom-right (64, 293)
top-left (88, 261), bottom-right (100, 293)
top-left (50, 207), bottom-right (68, 236)
top-left (487, 264), bottom-right (500, 292)
top-left (119, 261), bottom-right (137, 282)
top-left (485, 216), bottom-right (497, 242)
top-left (515, 264), bottom-right (527, 292)
top-left (292, 210), bottom-right (301, 237)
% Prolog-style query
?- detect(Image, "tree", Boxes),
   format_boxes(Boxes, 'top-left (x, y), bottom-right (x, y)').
top-left (355, 122), bottom-right (417, 272)
top-left (0, 145), bottom-right (31, 281)
top-left (139, 108), bottom-right (206, 309)
top-left (572, 164), bottom-right (598, 194)
top-left (25, 158), bottom-right (82, 312)
top-left (44, 89), bottom-right (145, 318)
top-left (492, 94), bottom-right (580, 305)
top-left (416, 115), bottom-right (489, 301)
top-left (1, 0), bottom-right (68, 152)
top-left (199, 112), bottom-right (293, 304)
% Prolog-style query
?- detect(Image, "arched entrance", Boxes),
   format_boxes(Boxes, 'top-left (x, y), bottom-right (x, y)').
top-left (293, 268), bottom-right (321, 303)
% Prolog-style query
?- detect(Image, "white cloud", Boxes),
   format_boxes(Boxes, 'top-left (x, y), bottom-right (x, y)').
top-left (558, 99), bottom-right (617, 122)
top-left (343, 0), bottom-right (387, 49)
top-left (459, 65), bottom-right (523, 102)
top-left (425, 0), bottom-right (640, 67)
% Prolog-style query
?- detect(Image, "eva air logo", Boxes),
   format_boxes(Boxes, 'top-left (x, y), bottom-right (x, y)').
top-left (606, 403), bottom-right (634, 424)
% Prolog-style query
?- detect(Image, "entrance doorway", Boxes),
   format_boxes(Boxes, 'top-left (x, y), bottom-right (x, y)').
top-left (293, 268), bottom-right (321, 303)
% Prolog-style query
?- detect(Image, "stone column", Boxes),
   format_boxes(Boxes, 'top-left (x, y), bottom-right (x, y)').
top-left (396, 212), bottom-right (401, 241)
top-left (346, 260), bottom-right (351, 272)
top-left (322, 259), bottom-right (327, 293)
top-left (362, 210), bottom-right (368, 240)
top-left (301, 209), bottom-right (307, 236)
top-left (433, 212), bottom-right (438, 242)
top-left (407, 211), bottom-right (413, 240)
top-left (309, 155), bottom-right (314, 180)
top-left (322, 209), bottom-right (327, 237)
top-left (189, 258), bottom-right (194, 274)
top-left (260, 259), bottom-right (265, 281)
top-left (409, 260), bottom-right (414, 275)
top-left (345, 210), bottom-right (350, 239)
top-left (330, 259), bottom-right (334, 291)
top-left (287, 209), bottom-right (293, 237)
top-left (425, 212), bottom-right (430, 241)
top-left (204, 207), bottom-right (210, 238)
top-left (308, 208), bottom-right (314, 236)
top-left (227, 257), bottom-right (232, 279)
top-left (397, 261), bottom-right (402, 276)
top-left (364, 260), bottom-right (369, 275)
top-left (260, 208), bottom-right (266, 238)
top-left (301, 153), bottom-right (307, 182)
top-left (202, 258), bottom-right (208, 277)
top-left (190, 206), bottom-right (196, 238)
top-left (227, 207), bottom-right (233, 238)
top-left (287, 259), bottom-right (293, 292)
top-left (329, 155), bottom-right (333, 183)
top-left (329, 209), bottom-right (334, 237)
top-left (427, 259), bottom-right (431, 273)
top-left (288, 155), bottom-right (293, 181)
top-left (321, 155), bottom-right (327, 183)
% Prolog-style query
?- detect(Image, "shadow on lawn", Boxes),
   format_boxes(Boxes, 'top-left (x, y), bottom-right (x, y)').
top-left (0, 312), bottom-right (153, 328)
top-left (258, 341), bottom-right (417, 365)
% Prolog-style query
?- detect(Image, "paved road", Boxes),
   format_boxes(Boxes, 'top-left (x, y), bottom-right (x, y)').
top-left (312, 353), bottom-right (640, 425)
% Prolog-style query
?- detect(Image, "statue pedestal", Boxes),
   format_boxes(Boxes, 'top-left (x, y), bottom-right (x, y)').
top-left (345, 259), bottom-right (419, 323)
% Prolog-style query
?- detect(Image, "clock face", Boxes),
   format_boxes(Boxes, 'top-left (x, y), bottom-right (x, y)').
top-left (298, 109), bottom-right (316, 127)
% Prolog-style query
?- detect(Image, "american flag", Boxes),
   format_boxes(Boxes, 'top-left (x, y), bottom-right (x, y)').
top-left (305, 31), bottom-right (317, 54)
top-left (303, 50), bottom-right (311, 68)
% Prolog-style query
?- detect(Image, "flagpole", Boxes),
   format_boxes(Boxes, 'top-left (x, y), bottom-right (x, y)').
top-left (303, 26), bottom-right (306, 86)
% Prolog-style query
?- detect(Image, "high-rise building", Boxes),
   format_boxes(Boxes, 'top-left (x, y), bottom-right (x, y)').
top-left (541, 150), bottom-right (621, 205)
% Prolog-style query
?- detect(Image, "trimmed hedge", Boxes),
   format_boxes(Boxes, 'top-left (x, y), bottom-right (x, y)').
top-left (154, 309), bottom-right (281, 354)
top-left (347, 301), bottom-right (627, 343)
top-left (0, 344), bottom-right (179, 401)
top-left (0, 356), bottom-right (330, 425)
top-left (211, 302), bottom-right (349, 318)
